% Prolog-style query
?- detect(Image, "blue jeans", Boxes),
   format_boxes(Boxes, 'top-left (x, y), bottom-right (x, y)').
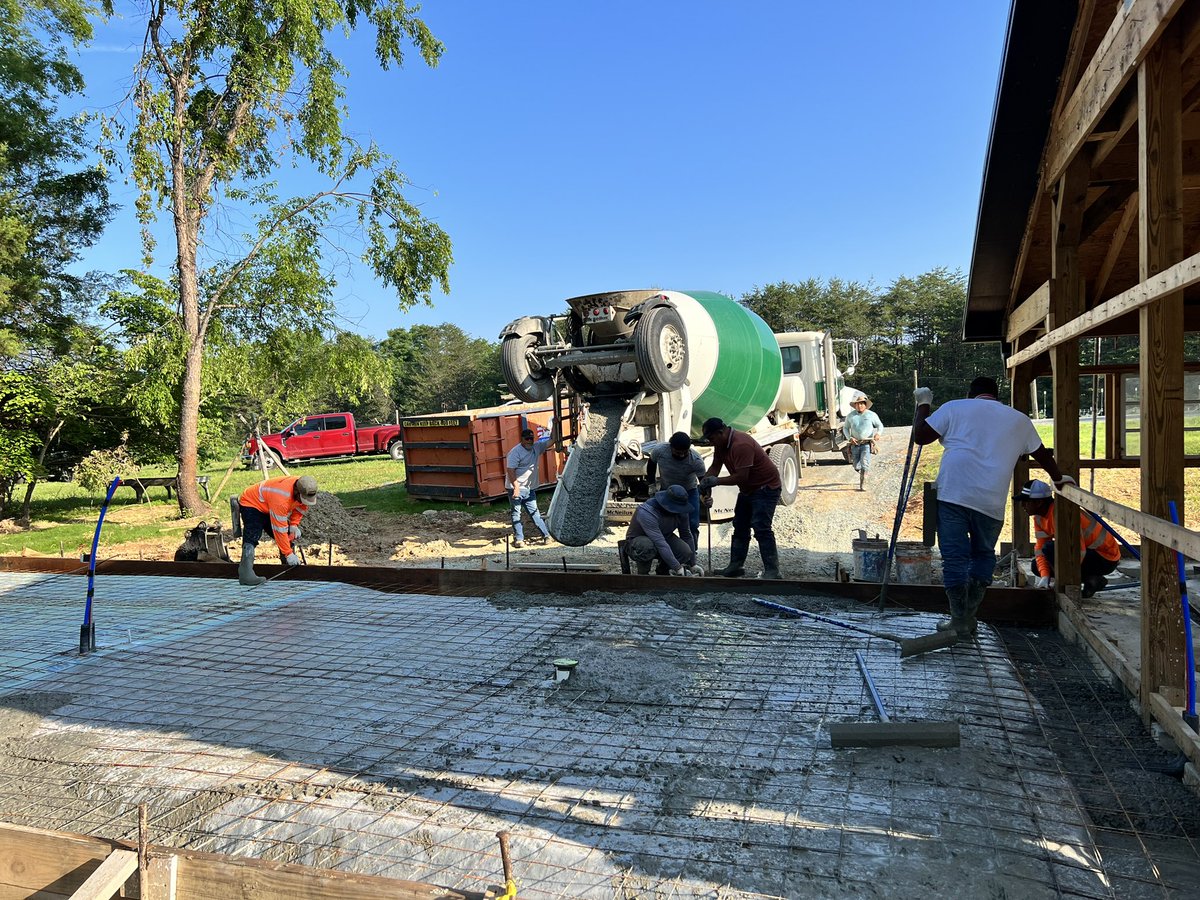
top-left (686, 486), bottom-right (700, 544)
top-left (509, 491), bottom-right (549, 541)
top-left (850, 443), bottom-right (873, 471)
top-left (936, 500), bottom-right (1003, 589)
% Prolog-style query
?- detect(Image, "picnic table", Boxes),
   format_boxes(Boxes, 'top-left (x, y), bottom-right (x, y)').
top-left (117, 475), bottom-right (211, 503)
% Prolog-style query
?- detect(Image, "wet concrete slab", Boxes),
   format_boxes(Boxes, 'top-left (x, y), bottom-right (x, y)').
top-left (0, 571), bottom-right (1147, 898)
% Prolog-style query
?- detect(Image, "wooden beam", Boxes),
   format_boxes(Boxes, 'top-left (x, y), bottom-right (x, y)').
top-left (1092, 88), bottom-right (1140, 169)
top-left (1050, 154), bottom-right (1090, 594)
top-left (1138, 25), bottom-right (1188, 716)
top-left (1094, 194), bottom-right (1139, 300)
top-left (1046, 0), bottom-right (1186, 185)
top-left (1059, 484), bottom-right (1200, 559)
top-left (1081, 180), bottom-right (1137, 241)
top-left (1149, 691), bottom-right (1200, 766)
top-left (1011, 363), bottom-right (1034, 554)
top-left (1005, 247), bottom-right (1200, 368)
top-left (0, 823), bottom-right (484, 900)
top-left (68, 849), bottom-right (138, 900)
top-left (1006, 281), bottom-right (1049, 343)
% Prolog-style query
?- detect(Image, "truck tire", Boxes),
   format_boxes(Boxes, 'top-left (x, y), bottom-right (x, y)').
top-left (770, 444), bottom-right (799, 506)
top-left (633, 305), bottom-right (688, 393)
top-left (389, 442), bottom-right (403, 462)
top-left (253, 453), bottom-right (277, 470)
top-left (502, 333), bottom-right (554, 402)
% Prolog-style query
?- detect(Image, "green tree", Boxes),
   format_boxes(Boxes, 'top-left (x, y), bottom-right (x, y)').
top-left (0, 0), bottom-right (112, 359)
top-left (742, 277), bottom-right (878, 337)
top-left (380, 323), bottom-right (503, 416)
top-left (124, 1), bottom-right (453, 512)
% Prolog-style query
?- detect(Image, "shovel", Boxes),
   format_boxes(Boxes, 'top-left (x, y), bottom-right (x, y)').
top-left (754, 598), bottom-right (959, 658)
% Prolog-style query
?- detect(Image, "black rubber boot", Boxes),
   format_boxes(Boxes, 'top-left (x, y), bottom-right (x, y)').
top-left (963, 578), bottom-right (988, 635)
top-left (936, 583), bottom-right (969, 636)
top-left (238, 542), bottom-right (265, 586)
top-left (721, 539), bottom-right (749, 578)
top-left (760, 535), bottom-right (781, 580)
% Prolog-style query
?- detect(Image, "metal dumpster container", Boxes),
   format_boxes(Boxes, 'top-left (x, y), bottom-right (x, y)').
top-left (399, 403), bottom-right (564, 501)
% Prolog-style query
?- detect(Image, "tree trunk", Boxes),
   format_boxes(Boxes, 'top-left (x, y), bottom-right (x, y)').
top-left (177, 335), bottom-right (205, 513)
top-left (175, 192), bottom-right (205, 514)
top-left (18, 420), bottom-right (65, 525)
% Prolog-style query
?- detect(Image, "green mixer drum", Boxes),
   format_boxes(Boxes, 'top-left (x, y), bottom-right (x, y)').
top-left (682, 291), bottom-right (782, 433)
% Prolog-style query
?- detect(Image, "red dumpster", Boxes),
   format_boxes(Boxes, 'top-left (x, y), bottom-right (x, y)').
top-left (399, 403), bottom-right (565, 501)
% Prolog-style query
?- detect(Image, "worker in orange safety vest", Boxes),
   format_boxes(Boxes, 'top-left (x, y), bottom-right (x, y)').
top-left (1016, 479), bottom-right (1120, 597)
top-left (235, 474), bottom-right (318, 585)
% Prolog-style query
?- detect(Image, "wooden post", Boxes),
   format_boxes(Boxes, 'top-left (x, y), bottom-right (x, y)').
top-left (1138, 23), bottom-right (1187, 715)
top-left (1011, 360), bottom-right (1033, 555)
top-left (1049, 153), bottom-right (1089, 595)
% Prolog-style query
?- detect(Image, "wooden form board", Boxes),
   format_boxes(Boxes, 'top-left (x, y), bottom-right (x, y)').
top-left (0, 822), bottom-right (484, 900)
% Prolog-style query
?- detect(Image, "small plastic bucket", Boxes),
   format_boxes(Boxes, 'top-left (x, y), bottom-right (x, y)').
top-left (894, 541), bottom-right (933, 584)
top-left (851, 538), bottom-right (888, 583)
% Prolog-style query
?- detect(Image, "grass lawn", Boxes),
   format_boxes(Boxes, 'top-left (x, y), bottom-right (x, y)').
top-left (0, 454), bottom-right (500, 557)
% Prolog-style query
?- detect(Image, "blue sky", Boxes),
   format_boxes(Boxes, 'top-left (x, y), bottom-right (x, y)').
top-left (77, 1), bottom-right (1011, 341)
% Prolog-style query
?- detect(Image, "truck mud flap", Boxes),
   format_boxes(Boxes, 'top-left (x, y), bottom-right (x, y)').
top-left (546, 397), bottom-right (625, 546)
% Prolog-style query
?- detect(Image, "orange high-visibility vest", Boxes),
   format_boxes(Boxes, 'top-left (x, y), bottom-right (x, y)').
top-left (239, 475), bottom-right (309, 556)
top-left (1033, 501), bottom-right (1120, 577)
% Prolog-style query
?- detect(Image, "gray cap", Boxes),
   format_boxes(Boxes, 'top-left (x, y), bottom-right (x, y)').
top-left (296, 475), bottom-right (318, 504)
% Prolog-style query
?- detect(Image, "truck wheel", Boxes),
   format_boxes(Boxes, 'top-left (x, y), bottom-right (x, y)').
top-left (389, 442), bottom-right (403, 462)
top-left (770, 444), bottom-right (799, 506)
top-left (634, 305), bottom-right (688, 393)
top-left (502, 333), bottom-right (554, 402)
top-left (254, 453), bottom-right (276, 470)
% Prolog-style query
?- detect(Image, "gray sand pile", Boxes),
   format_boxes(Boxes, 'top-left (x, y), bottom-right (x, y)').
top-left (300, 491), bottom-right (368, 543)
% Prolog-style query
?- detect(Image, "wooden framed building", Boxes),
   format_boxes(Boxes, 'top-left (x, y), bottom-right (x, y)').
top-left (966, 0), bottom-right (1200, 725)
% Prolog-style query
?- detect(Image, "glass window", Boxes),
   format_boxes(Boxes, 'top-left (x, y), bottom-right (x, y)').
top-left (293, 418), bottom-right (323, 435)
top-left (324, 415), bottom-right (348, 430)
top-left (781, 346), bottom-right (803, 375)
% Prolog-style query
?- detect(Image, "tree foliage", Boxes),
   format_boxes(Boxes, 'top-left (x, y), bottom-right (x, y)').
top-left (379, 323), bottom-right (503, 417)
top-left (123, 0), bottom-right (453, 511)
top-left (0, 0), bottom-right (111, 359)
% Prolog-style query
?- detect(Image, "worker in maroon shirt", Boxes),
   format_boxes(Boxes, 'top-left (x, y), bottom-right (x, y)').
top-left (699, 417), bottom-right (783, 579)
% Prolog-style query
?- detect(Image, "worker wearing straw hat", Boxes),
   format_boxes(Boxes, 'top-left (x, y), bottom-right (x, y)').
top-left (843, 392), bottom-right (884, 491)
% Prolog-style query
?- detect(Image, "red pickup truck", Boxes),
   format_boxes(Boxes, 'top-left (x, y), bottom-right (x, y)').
top-left (245, 413), bottom-right (404, 466)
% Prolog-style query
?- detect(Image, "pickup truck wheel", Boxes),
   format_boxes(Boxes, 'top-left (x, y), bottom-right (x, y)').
top-left (634, 305), bottom-right (688, 393)
top-left (254, 453), bottom-right (276, 470)
top-left (502, 333), bottom-right (554, 402)
top-left (389, 442), bottom-right (403, 462)
top-left (770, 444), bottom-right (799, 506)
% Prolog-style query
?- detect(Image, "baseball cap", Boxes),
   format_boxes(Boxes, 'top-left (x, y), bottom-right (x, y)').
top-left (296, 475), bottom-right (318, 504)
top-left (1015, 479), bottom-right (1052, 501)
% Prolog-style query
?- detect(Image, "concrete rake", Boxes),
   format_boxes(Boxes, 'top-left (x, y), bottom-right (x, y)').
top-left (754, 598), bottom-right (959, 658)
top-left (829, 650), bottom-right (961, 749)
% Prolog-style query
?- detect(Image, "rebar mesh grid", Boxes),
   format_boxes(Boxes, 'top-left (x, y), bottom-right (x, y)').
top-left (0, 571), bottom-right (1171, 898)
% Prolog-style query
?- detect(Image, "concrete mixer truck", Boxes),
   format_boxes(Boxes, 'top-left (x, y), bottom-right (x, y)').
top-left (499, 289), bottom-right (862, 546)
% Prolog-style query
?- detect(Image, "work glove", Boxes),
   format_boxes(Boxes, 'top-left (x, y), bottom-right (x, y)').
top-left (686, 564), bottom-right (705, 577)
top-left (700, 475), bottom-right (720, 490)
top-left (669, 566), bottom-right (686, 576)
top-left (284, 553), bottom-right (300, 566)
top-left (1034, 575), bottom-right (1053, 589)
top-left (914, 386), bottom-right (933, 406)
top-left (288, 525), bottom-right (302, 540)
top-left (1053, 475), bottom-right (1077, 490)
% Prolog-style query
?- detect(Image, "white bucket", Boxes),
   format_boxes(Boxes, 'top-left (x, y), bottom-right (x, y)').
top-left (894, 541), bottom-right (932, 584)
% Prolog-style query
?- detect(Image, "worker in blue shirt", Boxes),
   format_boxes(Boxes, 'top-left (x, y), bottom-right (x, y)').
top-left (843, 392), bottom-right (884, 491)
